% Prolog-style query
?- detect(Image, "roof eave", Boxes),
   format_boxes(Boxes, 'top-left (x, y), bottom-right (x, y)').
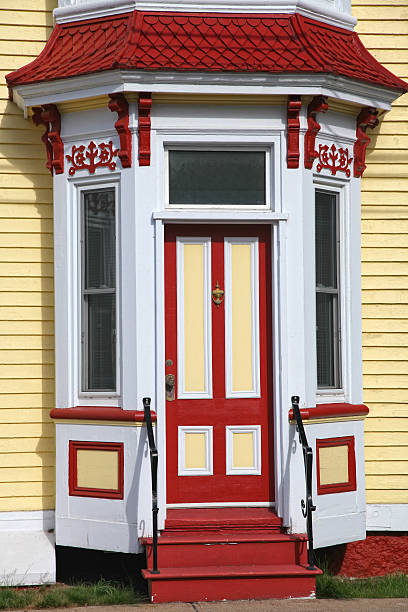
top-left (10, 69), bottom-right (405, 112)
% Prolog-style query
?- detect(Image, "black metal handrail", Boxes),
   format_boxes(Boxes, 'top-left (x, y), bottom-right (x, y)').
top-left (143, 397), bottom-right (159, 574)
top-left (291, 395), bottom-right (316, 570)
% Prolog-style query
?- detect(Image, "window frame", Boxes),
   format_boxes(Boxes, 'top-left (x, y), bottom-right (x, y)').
top-left (313, 179), bottom-right (349, 404)
top-left (164, 146), bottom-right (271, 210)
top-left (77, 181), bottom-right (121, 401)
top-left (315, 188), bottom-right (342, 391)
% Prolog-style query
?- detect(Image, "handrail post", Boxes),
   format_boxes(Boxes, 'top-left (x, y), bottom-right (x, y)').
top-left (291, 395), bottom-right (316, 570)
top-left (143, 397), bottom-right (160, 574)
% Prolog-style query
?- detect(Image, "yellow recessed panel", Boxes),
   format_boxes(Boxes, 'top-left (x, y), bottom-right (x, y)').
top-left (231, 244), bottom-right (253, 392)
top-left (233, 432), bottom-right (254, 468)
top-left (184, 243), bottom-right (205, 392)
top-left (76, 449), bottom-right (119, 490)
top-left (184, 432), bottom-right (207, 469)
top-left (319, 445), bottom-right (349, 486)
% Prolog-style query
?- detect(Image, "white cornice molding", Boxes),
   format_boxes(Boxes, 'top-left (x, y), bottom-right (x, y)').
top-left (55, 0), bottom-right (357, 30)
top-left (12, 70), bottom-right (400, 111)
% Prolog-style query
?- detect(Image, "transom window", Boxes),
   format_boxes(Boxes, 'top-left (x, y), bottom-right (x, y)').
top-left (81, 188), bottom-right (117, 392)
top-left (167, 149), bottom-right (268, 208)
top-left (315, 189), bottom-right (341, 389)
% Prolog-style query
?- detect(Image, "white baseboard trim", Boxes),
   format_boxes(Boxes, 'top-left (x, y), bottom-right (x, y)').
top-left (366, 504), bottom-right (408, 531)
top-left (56, 517), bottom-right (143, 554)
top-left (0, 510), bottom-right (55, 532)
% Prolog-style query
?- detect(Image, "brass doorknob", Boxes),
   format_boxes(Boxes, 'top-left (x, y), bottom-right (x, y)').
top-left (165, 373), bottom-right (175, 401)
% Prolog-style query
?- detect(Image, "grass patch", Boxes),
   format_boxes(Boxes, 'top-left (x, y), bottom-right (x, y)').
top-left (0, 579), bottom-right (147, 610)
top-left (316, 573), bottom-right (408, 599)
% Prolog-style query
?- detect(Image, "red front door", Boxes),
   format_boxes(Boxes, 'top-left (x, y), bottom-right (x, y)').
top-left (165, 225), bottom-right (273, 505)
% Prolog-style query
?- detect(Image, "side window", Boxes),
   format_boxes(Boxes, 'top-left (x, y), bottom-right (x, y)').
top-left (81, 188), bottom-right (117, 392)
top-left (315, 190), bottom-right (341, 390)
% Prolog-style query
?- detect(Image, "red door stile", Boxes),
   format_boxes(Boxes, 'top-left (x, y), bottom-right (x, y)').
top-left (165, 225), bottom-right (274, 505)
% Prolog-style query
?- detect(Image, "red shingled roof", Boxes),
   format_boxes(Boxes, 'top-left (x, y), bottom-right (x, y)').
top-left (6, 10), bottom-right (408, 92)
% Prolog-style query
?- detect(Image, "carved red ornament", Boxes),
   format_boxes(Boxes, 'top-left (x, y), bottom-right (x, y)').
top-left (304, 95), bottom-right (328, 169)
top-left (138, 92), bottom-right (152, 166)
top-left (316, 143), bottom-right (353, 177)
top-left (66, 141), bottom-right (118, 176)
top-left (287, 95), bottom-right (302, 168)
top-left (32, 104), bottom-right (64, 175)
top-left (354, 107), bottom-right (379, 178)
top-left (108, 93), bottom-right (132, 168)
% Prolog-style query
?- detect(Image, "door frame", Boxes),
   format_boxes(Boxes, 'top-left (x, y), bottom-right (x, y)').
top-left (153, 211), bottom-right (288, 522)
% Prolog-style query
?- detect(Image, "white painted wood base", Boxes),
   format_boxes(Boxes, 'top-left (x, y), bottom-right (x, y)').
top-left (0, 511), bottom-right (55, 586)
top-left (367, 504), bottom-right (408, 531)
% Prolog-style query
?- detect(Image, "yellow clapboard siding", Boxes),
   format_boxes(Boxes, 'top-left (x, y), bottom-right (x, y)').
top-left (364, 361), bottom-right (408, 374)
top-left (366, 475), bottom-right (408, 489)
top-left (0, 408), bottom-right (53, 422)
top-left (365, 431), bottom-right (408, 446)
top-left (0, 263), bottom-right (54, 276)
top-left (362, 276), bottom-right (408, 289)
top-left (353, 7), bottom-right (408, 20)
top-left (1, 350), bottom-right (54, 364)
top-left (364, 165), bottom-right (408, 178)
top-left (0, 379), bottom-right (54, 394)
top-left (358, 34), bottom-right (408, 49)
top-left (0, 497), bottom-right (54, 512)
top-left (363, 290), bottom-right (408, 302)
top-left (356, 21), bottom-right (408, 35)
top-left (364, 404), bottom-right (408, 418)
top-left (363, 318), bottom-right (408, 332)
top-left (0, 393), bottom-right (54, 408)
top-left (0, 322), bottom-right (54, 335)
top-left (364, 417), bottom-right (408, 431)
top-left (0, 306), bottom-right (54, 320)
top-left (0, 248), bottom-right (53, 263)
top-left (0, 453), bottom-right (54, 468)
top-left (0, 481), bottom-right (54, 497)
top-left (362, 263), bottom-right (408, 276)
top-left (363, 248), bottom-right (408, 262)
top-left (366, 491), bottom-right (408, 504)
top-left (365, 389), bottom-right (408, 403)
top-left (0, 2), bottom-right (56, 513)
top-left (0, 467), bottom-right (54, 482)
top-left (363, 333), bottom-right (408, 347)
top-left (365, 446), bottom-right (408, 461)
top-left (0, 234), bottom-right (53, 248)
top-left (363, 346), bottom-right (408, 359)
top-left (0, 364), bottom-right (54, 379)
top-left (362, 234), bottom-right (408, 247)
top-left (0, 11), bottom-right (54, 27)
top-left (365, 461), bottom-right (408, 475)
top-left (0, 293), bottom-right (54, 306)
top-left (363, 219), bottom-right (408, 233)
top-left (0, 437), bottom-right (54, 453)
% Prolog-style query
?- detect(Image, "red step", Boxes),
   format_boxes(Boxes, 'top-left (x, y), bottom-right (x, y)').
top-left (143, 531), bottom-right (308, 569)
top-left (164, 507), bottom-right (282, 532)
top-left (142, 564), bottom-right (320, 603)
top-left (142, 508), bottom-right (320, 603)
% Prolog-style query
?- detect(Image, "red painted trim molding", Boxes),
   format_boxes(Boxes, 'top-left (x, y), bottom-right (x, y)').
top-left (138, 92), bottom-right (152, 166)
top-left (316, 436), bottom-right (356, 495)
top-left (32, 104), bottom-right (64, 175)
top-left (109, 93), bottom-right (132, 168)
top-left (287, 95), bottom-right (302, 168)
top-left (288, 403), bottom-right (369, 421)
top-left (69, 440), bottom-right (124, 499)
top-left (353, 107), bottom-right (379, 178)
top-left (304, 95), bottom-right (328, 169)
top-left (50, 407), bottom-right (157, 422)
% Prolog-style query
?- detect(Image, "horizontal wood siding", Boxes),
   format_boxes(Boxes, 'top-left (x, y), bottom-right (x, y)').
top-left (0, 1), bottom-right (57, 512)
top-left (353, 0), bottom-right (408, 505)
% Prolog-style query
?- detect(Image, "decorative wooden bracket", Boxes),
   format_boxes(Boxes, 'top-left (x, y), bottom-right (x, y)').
top-left (138, 92), bottom-right (152, 166)
top-left (108, 93), bottom-right (131, 168)
top-left (32, 104), bottom-right (64, 175)
top-left (287, 95), bottom-right (302, 168)
top-left (354, 107), bottom-right (379, 178)
top-left (304, 95), bottom-right (328, 169)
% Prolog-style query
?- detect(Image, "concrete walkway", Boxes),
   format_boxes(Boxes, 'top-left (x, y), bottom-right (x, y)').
top-left (18, 600), bottom-right (408, 612)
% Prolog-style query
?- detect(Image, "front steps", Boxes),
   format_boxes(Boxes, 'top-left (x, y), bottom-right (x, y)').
top-left (142, 508), bottom-right (320, 603)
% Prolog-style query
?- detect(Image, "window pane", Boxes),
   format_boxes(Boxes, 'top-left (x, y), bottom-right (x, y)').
top-left (87, 293), bottom-right (116, 391)
top-left (316, 293), bottom-right (337, 388)
top-left (84, 190), bottom-right (115, 289)
top-left (315, 191), bottom-right (337, 289)
top-left (169, 151), bottom-right (266, 205)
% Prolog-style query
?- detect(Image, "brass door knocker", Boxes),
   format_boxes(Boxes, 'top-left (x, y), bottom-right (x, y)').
top-left (212, 281), bottom-right (224, 307)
